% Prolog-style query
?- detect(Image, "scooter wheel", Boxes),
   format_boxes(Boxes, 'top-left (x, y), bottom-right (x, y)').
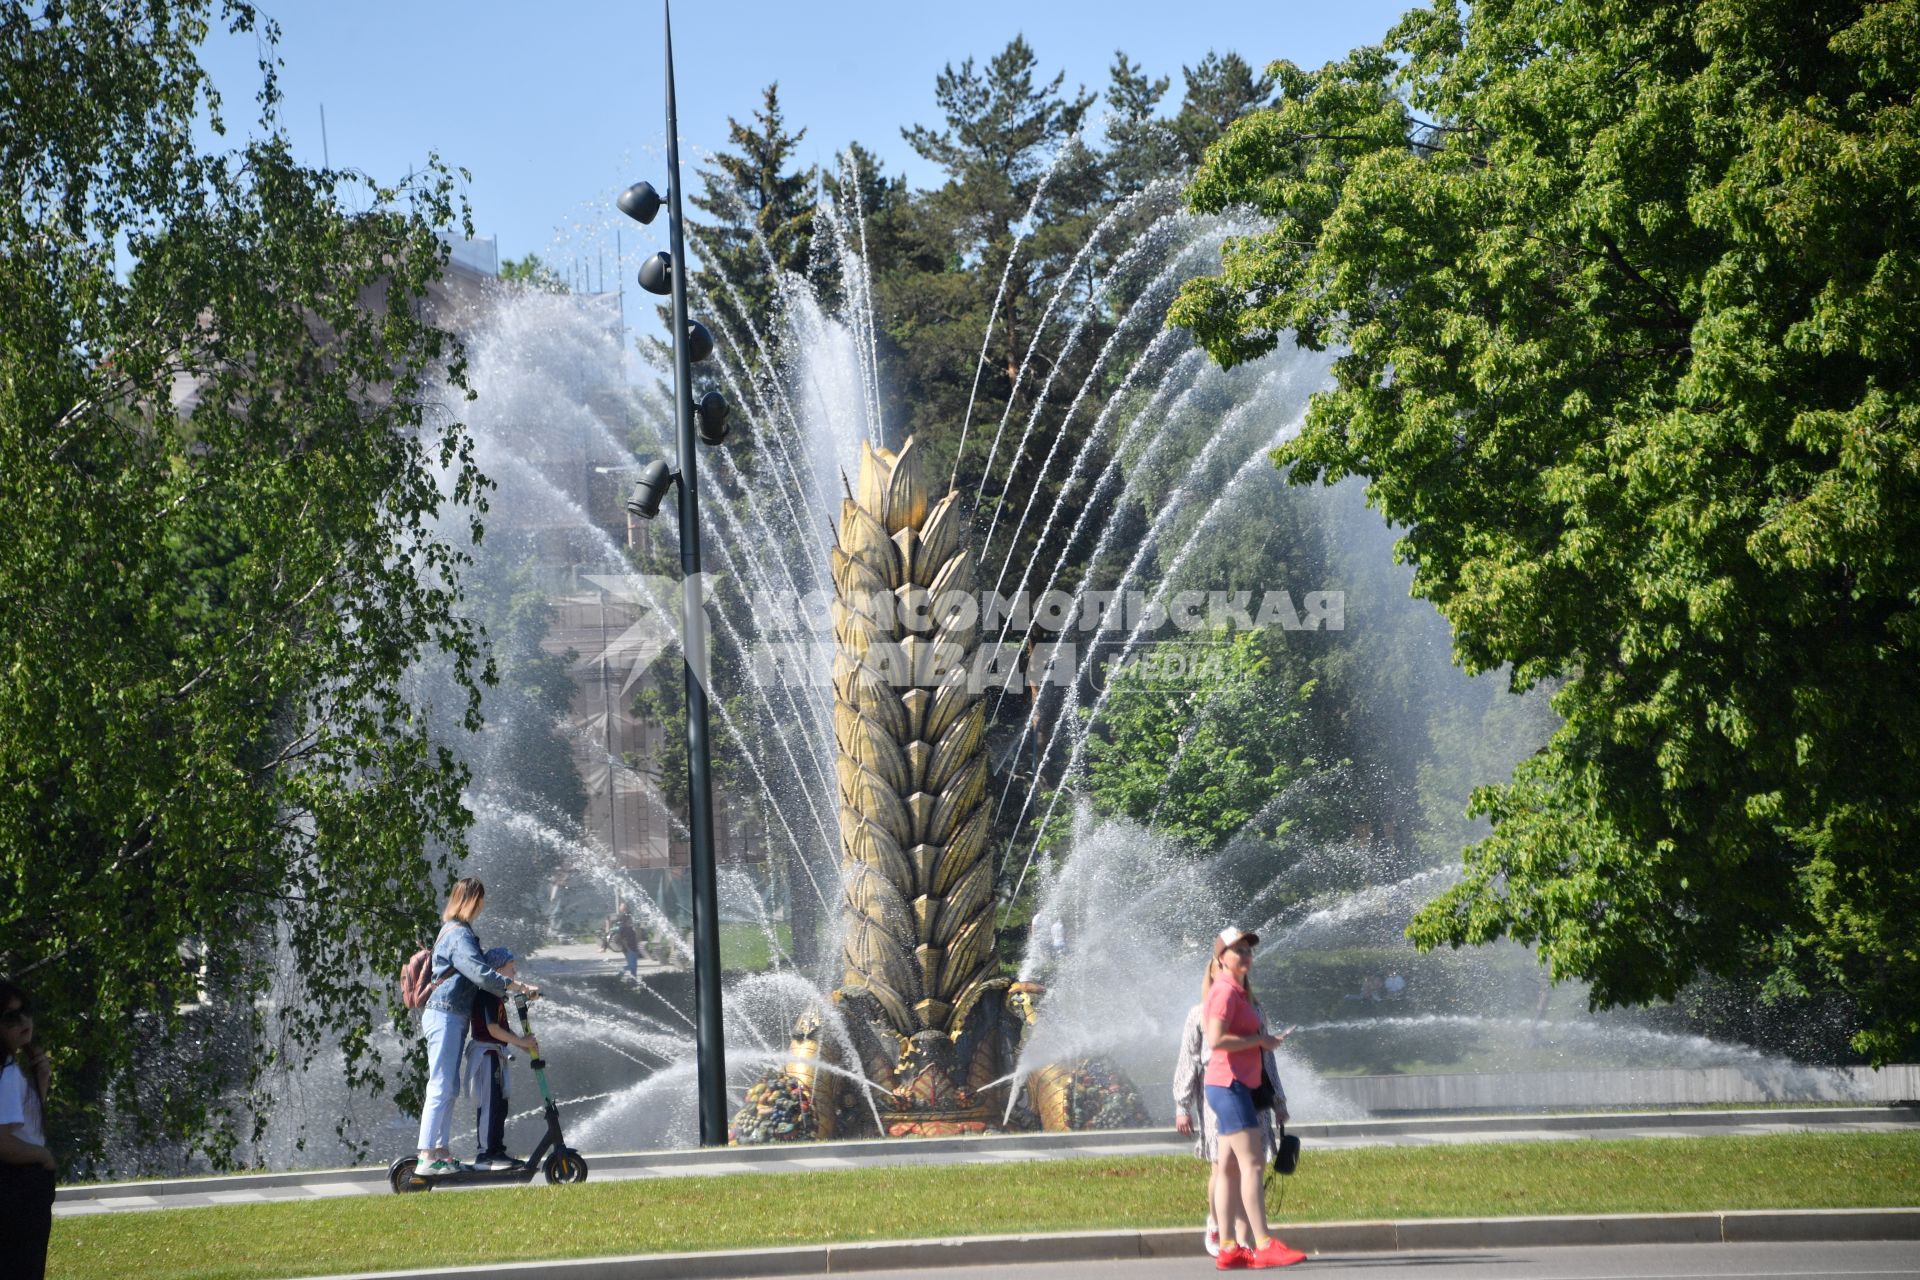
top-left (388, 1156), bottom-right (430, 1194)
top-left (543, 1149), bottom-right (589, 1184)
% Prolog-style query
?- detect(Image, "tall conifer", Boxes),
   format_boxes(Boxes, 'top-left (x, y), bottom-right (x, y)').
top-left (689, 83), bottom-right (818, 370)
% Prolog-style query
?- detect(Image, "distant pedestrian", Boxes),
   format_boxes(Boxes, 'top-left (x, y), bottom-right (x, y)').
top-left (0, 978), bottom-right (55, 1280)
top-left (1049, 917), bottom-right (1068, 960)
top-left (466, 948), bottom-right (539, 1170)
top-left (1203, 927), bottom-right (1305, 1269)
top-left (614, 905), bottom-right (640, 979)
top-left (416, 878), bottom-right (539, 1177)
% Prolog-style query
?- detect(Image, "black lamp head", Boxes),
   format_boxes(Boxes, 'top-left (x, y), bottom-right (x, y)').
top-left (617, 181), bottom-right (662, 225)
top-left (684, 319), bottom-right (714, 363)
top-left (695, 390), bottom-right (730, 445)
top-left (626, 457), bottom-right (677, 520)
top-left (638, 251), bottom-right (673, 296)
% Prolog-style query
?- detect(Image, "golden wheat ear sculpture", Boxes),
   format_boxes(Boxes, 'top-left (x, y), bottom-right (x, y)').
top-left (731, 433), bottom-right (1146, 1143)
top-left (831, 436), bottom-right (998, 1042)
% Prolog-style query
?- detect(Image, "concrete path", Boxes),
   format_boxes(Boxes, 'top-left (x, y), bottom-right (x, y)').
top-left (786, 1239), bottom-right (1920, 1279)
top-left (54, 1106), bottom-right (1917, 1217)
top-left (284, 1212), bottom-right (1920, 1280)
top-left (516, 941), bottom-right (680, 982)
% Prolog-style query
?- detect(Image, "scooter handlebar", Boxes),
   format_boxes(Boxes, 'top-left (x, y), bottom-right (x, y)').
top-left (513, 992), bottom-right (540, 1043)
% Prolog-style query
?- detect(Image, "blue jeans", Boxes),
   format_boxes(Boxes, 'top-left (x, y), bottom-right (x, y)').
top-left (416, 1006), bottom-right (467, 1153)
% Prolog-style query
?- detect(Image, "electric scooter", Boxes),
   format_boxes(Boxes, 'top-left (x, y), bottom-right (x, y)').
top-left (388, 993), bottom-right (589, 1192)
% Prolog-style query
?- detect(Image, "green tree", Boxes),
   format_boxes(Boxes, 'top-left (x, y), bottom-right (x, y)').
top-left (1103, 50), bottom-right (1274, 195)
top-left (1169, 51), bottom-right (1275, 167)
top-left (645, 84), bottom-right (819, 524)
top-left (1103, 51), bottom-right (1177, 197)
top-left (447, 548), bottom-right (584, 964)
top-left (498, 253), bottom-right (567, 292)
top-left (0, 0), bottom-right (488, 1161)
top-left (895, 35), bottom-right (1102, 480)
top-left (820, 141), bottom-right (922, 435)
top-left (1171, 0), bottom-right (1920, 1060)
top-left (822, 141), bottom-right (920, 276)
top-left (1086, 630), bottom-right (1317, 851)
top-left (689, 82), bottom-right (817, 368)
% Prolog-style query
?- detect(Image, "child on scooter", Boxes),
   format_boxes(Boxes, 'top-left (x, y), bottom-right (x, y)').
top-left (465, 948), bottom-right (539, 1171)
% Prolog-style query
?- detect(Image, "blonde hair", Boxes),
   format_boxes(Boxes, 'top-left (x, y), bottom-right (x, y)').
top-left (1204, 950), bottom-right (1257, 1005)
top-left (443, 877), bottom-right (486, 923)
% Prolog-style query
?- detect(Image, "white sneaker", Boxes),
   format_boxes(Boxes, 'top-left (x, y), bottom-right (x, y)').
top-left (1205, 1220), bottom-right (1222, 1257)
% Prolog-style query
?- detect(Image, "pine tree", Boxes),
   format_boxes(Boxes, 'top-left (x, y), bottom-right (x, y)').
top-left (1171, 51), bottom-right (1275, 166)
top-left (1103, 51), bottom-right (1177, 197)
top-left (895, 36), bottom-right (1102, 482)
top-left (820, 142), bottom-right (922, 437)
top-left (688, 82), bottom-right (818, 370)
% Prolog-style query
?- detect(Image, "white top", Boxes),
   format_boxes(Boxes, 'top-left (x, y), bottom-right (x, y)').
top-left (0, 1060), bottom-right (47, 1148)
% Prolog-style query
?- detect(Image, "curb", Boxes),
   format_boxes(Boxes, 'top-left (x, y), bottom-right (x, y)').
top-left (295, 1209), bottom-right (1920, 1279)
top-left (57, 1104), bottom-right (1918, 1204)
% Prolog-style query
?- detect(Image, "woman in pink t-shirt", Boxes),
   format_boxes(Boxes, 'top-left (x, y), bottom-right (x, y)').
top-left (1202, 928), bottom-right (1306, 1269)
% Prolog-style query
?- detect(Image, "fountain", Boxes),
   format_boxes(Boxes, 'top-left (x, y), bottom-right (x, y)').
top-left (124, 155), bottom-right (1878, 1179)
top-left (723, 436), bottom-right (1147, 1140)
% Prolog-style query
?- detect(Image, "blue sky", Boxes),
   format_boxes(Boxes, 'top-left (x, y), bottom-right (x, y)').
top-left (204, 2), bottom-right (1416, 266)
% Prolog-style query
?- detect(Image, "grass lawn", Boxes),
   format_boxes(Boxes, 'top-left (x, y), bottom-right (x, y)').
top-left (53, 1131), bottom-right (1918, 1280)
top-left (718, 920), bottom-right (791, 972)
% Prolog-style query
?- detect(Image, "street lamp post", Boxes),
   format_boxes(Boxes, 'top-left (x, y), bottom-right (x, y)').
top-left (617, 0), bottom-right (734, 1148)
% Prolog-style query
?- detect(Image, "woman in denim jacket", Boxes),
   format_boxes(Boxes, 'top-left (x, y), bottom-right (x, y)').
top-left (416, 878), bottom-right (537, 1176)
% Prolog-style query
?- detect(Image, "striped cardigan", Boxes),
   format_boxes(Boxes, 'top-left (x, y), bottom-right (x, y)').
top-left (1172, 1000), bottom-right (1284, 1163)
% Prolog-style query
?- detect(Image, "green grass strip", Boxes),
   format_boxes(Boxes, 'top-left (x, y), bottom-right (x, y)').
top-left (53, 1131), bottom-right (1919, 1280)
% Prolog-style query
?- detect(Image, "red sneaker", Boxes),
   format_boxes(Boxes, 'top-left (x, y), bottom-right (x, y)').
top-left (1249, 1238), bottom-right (1308, 1268)
top-left (1216, 1242), bottom-right (1253, 1269)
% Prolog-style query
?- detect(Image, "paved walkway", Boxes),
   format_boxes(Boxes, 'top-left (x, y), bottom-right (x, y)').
top-left (54, 1106), bottom-right (1917, 1217)
top-left (515, 941), bottom-right (681, 982)
top-left (787, 1239), bottom-right (1920, 1279)
top-left (274, 1212), bottom-right (1920, 1280)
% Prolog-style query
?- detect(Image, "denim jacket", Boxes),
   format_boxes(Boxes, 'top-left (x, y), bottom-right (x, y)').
top-left (424, 920), bottom-right (510, 1017)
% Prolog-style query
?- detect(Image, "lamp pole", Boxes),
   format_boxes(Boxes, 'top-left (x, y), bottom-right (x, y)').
top-left (617, 0), bottom-right (735, 1147)
top-left (661, 3), bottom-right (729, 1152)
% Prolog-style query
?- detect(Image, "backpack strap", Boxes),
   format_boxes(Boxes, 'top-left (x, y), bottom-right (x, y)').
top-left (428, 921), bottom-right (466, 985)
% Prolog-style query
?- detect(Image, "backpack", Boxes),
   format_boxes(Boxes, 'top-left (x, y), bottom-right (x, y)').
top-left (400, 935), bottom-right (450, 1011)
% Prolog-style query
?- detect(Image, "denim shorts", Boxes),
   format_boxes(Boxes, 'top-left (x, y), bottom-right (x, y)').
top-left (1204, 1081), bottom-right (1259, 1136)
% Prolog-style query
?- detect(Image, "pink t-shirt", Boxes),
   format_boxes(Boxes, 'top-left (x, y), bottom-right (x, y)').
top-left (1202, 973), bottom-right (1262, 1088)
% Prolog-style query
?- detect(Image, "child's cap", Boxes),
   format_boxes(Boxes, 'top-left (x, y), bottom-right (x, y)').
top-left (484, 946), bottom-right (514, 967)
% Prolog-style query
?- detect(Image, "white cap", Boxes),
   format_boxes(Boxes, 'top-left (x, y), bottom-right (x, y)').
top-left (1213, 926), bottom-right (1260, 959)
